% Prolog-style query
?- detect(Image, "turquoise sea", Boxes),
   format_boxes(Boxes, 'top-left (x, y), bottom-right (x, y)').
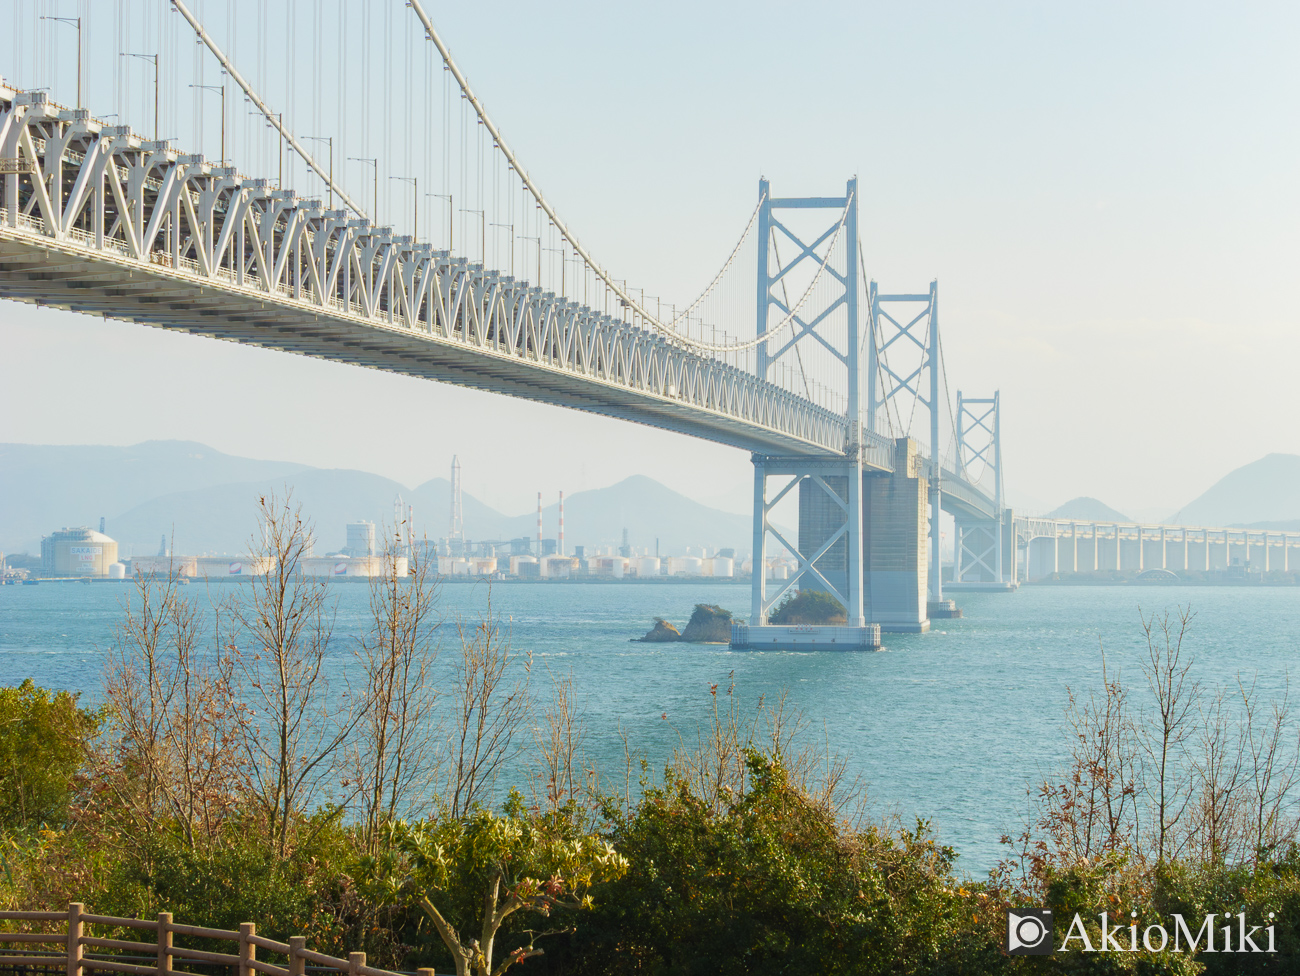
top-left (2, 579), bottom-right (1298, 875)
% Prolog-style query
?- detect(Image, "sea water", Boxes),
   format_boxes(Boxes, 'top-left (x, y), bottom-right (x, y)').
top-left (3, 579), bottom-right (1298, 875)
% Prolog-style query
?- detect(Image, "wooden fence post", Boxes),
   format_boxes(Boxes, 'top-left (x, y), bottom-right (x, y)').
top-left (348, 951), bottom-right (365, 976)
top-left (239, 923), bottom-right (256, 976)
top-left (288, 936), bottom-right (306, 976)
top-left (156, 912), bottom-right (173, 976)
top-left (417, 968), bottom-right (436, 976)
top-left (66, 903), bottom-right (84, 976)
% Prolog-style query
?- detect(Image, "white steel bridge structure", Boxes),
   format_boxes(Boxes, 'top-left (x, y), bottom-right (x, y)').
top-left (0, 1), bottom-right (1016, 636)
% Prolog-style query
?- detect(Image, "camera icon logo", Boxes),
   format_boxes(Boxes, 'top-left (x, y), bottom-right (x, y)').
top-left (1007, 909), bottom-right (1053, 955)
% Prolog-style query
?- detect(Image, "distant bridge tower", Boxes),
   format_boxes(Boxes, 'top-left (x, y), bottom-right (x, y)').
top-left (449, 456), bottom-right (464, 549)
top-left (951, 391), bottom-right (1013, 587)
top-left (869, 282), bottom-right (943, 604)
top-left (749, 177), bottom-right (865, 629)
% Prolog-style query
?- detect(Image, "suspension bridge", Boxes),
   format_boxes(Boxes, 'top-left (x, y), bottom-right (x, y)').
top-left (5, 1), bottom-right (1270, 644)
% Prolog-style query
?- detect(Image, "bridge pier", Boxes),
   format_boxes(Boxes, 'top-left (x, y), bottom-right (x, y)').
top-left (750, 438), bottom-right (935, 635)
top-left (952, 511), bottom-right (1014, 587)
top-left (866, 439), bottom-right (930, 632)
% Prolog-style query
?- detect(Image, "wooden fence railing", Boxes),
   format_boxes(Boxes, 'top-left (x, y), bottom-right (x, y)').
top-left (0, 905), bottom-right (434, 976)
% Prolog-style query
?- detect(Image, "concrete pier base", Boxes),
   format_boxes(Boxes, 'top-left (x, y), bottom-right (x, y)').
top-left (865, 439), bottom-right (930, 631)
top-left (730, 622), bottom-right (882, 651)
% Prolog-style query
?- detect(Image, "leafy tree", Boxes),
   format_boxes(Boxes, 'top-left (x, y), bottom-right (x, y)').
top-left (0, 680), bottom-right (101, 830)
top-left (395, 794), bottom-right (627, 976)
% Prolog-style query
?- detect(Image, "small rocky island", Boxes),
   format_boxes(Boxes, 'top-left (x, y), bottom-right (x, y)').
top-left (636, 604), bottom-right (733, 643)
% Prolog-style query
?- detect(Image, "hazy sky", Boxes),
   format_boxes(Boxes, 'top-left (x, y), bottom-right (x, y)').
top-left (3, 1), bottom-right (1298, 520)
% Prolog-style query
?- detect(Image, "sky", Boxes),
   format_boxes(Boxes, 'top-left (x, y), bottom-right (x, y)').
top-left (3, 0), bottom-right (1299, 521)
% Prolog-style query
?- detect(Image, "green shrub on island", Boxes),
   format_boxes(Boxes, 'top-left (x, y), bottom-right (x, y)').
top-left (768, 588), bottom-right (846, 625)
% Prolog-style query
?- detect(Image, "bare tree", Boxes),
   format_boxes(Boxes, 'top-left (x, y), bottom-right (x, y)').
top-left (1186, 687), bottom-right (1246, 865)
top-left (529, 670), bottom-right (588, 812)
top-left (1139, 607), bottom-right (1199, 864)
top-left (234, 492), bottom-right (363, 857)
top-left (443, 590), bottom-right (531, 818)
top-left (104, 566), bottom-right (243, 850)
top-left (1238, 675), bottom-right (1300, 860)
top-left (352, 529), bottom-right (443, 853)
top-left (667, 676), bottom-right (865, 823)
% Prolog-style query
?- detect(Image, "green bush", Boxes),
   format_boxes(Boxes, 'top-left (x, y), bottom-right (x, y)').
top-left (768, 589), bottom-right (846, 625)
top-left (0, 680), bottom-right (102, 831)
top-left (561, 753), bottom-right (1002, 975)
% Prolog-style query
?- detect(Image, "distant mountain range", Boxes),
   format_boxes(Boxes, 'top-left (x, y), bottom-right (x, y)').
top-left (1, 441), bottom-right (754, 557)
top-left (1044, 496), bottom-right (1132, 522)
top-left (1040, 453), bottom-right (1300, 529)
top-left (1167, 454), bottom-right (1300, 528)
top-left (10, 442), bottom-right (1296, 558)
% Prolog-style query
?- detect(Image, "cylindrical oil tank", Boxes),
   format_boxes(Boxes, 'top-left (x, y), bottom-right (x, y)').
top-left (41, 527), bottom-right (119, 577)
top-left (672, 556), bottom-right (704, 576)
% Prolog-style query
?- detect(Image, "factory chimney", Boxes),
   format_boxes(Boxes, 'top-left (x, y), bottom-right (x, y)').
top-left (558, 491), bottom-right (565, 557)
top-left (449, 456), bottom-right (464, 547)
top-left (98, 517), bottom-right (105, 534)
top-left (536, 492), bottom-right (543, 555)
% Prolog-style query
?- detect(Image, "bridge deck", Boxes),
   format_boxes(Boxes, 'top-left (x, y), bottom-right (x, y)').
top-left (0, 88), bottom-right (1000, 519)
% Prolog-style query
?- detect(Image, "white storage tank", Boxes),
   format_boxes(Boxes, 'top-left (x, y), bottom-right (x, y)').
top-left (670, 556), bottom-right (704, 576)
top-left (637, 557), bottom-right (661, 577)
top-left (108, 561), bottom-right (127, 579)
top-left (510, 555), bottom-right (538, 576)
top-left (712, 557), bottom-right (735, 578)
top-left (41, 527), bottom-right (119, 577)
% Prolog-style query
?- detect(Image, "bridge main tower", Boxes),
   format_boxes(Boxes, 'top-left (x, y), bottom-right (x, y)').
top-left (742, 178), bottom-right (917, 646)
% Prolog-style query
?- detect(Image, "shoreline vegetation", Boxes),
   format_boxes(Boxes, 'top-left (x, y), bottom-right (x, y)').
top-left (4, 494), bottom-right (1300, 972)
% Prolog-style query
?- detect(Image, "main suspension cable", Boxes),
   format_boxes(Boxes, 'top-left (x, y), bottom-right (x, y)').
top-left (170, 0), bottom-right (368, 219)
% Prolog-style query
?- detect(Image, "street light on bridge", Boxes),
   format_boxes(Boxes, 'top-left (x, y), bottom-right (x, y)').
top-left (390, 176), bottom-right (417, 242)
top-left (188, 81), bottom-right (226, 166)
top-left (460, 209), bottom-right (485, 264)
top-left (429, 194), bottom-right (453, 252)
top-left (42, 16), bottom-right (82, 109)
top-left (121, 52), bottom-right (159, 140)
top-left (302, 136), bottom-right (333, 209)
top-left (490, 222), bottom-right (514, 277)
top-left (347, 157), bottom-right (378, 225)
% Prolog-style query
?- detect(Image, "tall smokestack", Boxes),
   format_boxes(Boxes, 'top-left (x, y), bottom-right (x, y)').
top-left (449, 456), bottom-right (464, 545)
top-left (536, 492), bottom-right (543, 555)
top-left (558, 491), bottom-right (564, 557)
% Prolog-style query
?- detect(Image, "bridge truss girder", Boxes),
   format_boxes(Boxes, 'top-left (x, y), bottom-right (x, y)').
top-left (0, 88), bottom-right (855, 459)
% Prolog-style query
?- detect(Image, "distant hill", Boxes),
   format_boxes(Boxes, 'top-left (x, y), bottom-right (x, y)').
top-left (2, 442), bottom-right (756, 558)
top-left (106, 469), bottom-right (511, 556)
top-left (1171, 453), bottom-right (1300, 526)
top-left (1045, 496), bottom-right (1131, 522)
top-left (490, 475), bottom-right (755, 556)
top-left (0, 441), bottom-right (309, 552)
